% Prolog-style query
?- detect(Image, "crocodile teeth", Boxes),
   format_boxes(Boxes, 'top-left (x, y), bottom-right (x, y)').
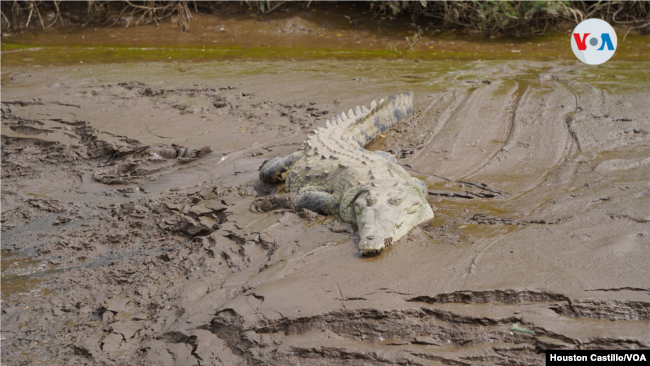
top-left (361, 106), bottom-right (369, 113)
top-left (341, 113), bottom-right (348, 122)
top-left (355, 106), bottom-right (361, 116)
top-left (379, 98), bottom-right (385, 104)
top-left (326, 120), bottom-right (332, 128)
top-left (348, 109), bottom-right (354, 119)
top-left (336, 115), bottom-right (343, 123)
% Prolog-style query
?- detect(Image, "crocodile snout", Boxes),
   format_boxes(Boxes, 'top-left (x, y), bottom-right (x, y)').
top-left (359, 235), bottom-right (392, 256)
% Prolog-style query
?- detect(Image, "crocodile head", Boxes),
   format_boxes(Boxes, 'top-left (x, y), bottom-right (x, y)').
top-left (354, 184), bottom-right (434, 256)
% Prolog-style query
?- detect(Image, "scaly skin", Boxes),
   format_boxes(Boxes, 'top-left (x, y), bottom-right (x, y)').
top-left (260, 92), bottom-right (434, 255)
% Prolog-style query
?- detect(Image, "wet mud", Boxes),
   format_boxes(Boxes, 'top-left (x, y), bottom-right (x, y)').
top-left (2, 22), bottom-right (650, 366)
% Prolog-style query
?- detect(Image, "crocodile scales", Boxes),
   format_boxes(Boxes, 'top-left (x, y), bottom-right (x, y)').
top-left (260, 92), bottom-right (434, 255)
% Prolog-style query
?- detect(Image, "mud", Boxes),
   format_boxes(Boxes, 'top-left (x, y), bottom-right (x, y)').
top-left (2, 16), bottom-right (650, 366)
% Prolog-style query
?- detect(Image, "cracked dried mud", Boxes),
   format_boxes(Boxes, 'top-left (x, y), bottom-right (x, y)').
top-left (2, 20), bottom-right (650, 366)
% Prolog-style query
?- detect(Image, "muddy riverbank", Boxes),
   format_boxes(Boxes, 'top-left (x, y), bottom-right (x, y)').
top-left (3, 57), bottom-right (649, 366)
top-left (2, 7), bottom-right (650, 366)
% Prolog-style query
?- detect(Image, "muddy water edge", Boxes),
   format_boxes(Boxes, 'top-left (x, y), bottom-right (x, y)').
top-left (2, 6), bottom-right (650, 366)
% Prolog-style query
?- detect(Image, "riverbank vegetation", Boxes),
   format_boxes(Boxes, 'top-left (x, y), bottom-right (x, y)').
top-left (2, 1), bottom-right (649, 36)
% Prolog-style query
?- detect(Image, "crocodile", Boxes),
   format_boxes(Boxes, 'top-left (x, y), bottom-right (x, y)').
top-left (259, 92), bottom-right (434, 255)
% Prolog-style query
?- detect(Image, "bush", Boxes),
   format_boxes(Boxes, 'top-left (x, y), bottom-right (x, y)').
top-left (2, 0), bottom-right (649, 35)
top-left (371, 0), bottom-right (650, 35)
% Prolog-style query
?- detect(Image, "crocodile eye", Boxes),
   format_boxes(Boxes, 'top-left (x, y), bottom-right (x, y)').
top-left (407, 201), bottom-right (420, 214)
top-left (388, 197), bottom-right (403, 206)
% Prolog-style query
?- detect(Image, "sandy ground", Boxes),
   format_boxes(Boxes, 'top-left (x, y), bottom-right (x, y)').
top-left (2, 8), bottom-right (650, 364)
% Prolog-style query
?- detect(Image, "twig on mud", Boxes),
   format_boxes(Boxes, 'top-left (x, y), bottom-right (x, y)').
top-left (623, 21), bottom-right (650, 41)
top-left (32, 1), bottom-right (46, 29)
top-left (123, 1), bottom-right (167, 12)
top-left (1, 9), bottom-right (11, 28)
top-left (336, 283), bottom-right (347, 309)
top-left (263, 1), bottom-right (285, 16)
top-left (24, 1), bottom-right (33, 28)
top-left (107, 5), bottom-right (130, 28)
top-left (81, 2), bottom-right (111, 27)
top-left (123, 6), bottom-right (138, 29)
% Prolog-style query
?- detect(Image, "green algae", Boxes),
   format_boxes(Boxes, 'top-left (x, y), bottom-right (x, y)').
top-left (0, 43), bottom-right (553, 68)
top-left (2, 31), bottom-right (648, 69)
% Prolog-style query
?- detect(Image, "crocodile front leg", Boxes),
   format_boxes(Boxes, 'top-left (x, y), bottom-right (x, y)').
top-left (259, 151), bottom-right (303, 183)
top-left (293, 191), bottom-right (339, 216)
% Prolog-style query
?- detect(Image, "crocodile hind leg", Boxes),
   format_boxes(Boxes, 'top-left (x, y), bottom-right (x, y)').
top-left (293, 191), bottom-right (339, 216)
top-left (259, 151), bottom-right (303, 183)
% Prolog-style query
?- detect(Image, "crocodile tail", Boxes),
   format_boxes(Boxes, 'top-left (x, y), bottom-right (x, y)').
top-left (343, 92), bottom-right (413, 148)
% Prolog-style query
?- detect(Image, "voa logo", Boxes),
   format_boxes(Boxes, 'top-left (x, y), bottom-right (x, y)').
top-left (571, 19), bottom-right (617, 65)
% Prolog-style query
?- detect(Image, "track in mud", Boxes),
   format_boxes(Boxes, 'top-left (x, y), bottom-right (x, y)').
top-left (2, 60), bottom-right (650, 365)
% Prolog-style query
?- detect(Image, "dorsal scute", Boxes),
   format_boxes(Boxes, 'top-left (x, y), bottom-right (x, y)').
top-left (311, 92), bottom-right (412, 152)
top-left (344, 92), bottom-right (414, 147)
